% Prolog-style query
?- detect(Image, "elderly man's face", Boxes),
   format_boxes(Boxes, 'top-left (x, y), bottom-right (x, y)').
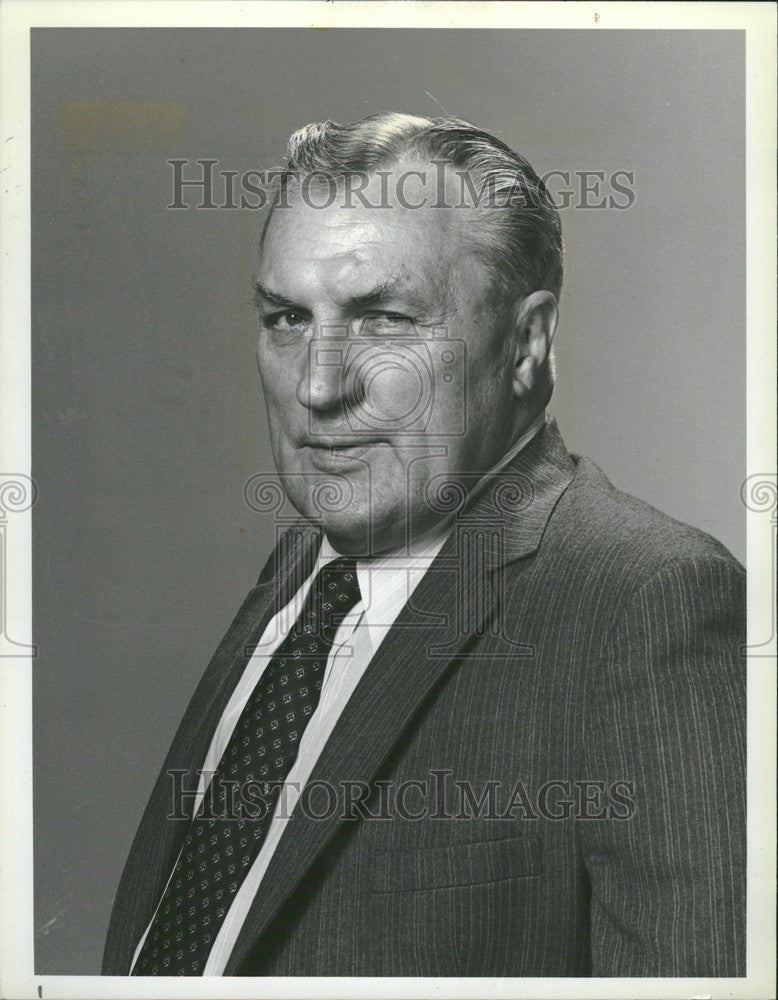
top-left (255, 166), bottom-right (519, 554)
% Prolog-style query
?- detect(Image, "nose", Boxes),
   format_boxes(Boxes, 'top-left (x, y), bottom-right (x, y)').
top-left (296, 328), bottom-right (361, 414)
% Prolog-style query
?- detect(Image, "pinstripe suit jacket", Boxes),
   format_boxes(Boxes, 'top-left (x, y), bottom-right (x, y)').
top-left (103, 419), bottom-right (746, 977)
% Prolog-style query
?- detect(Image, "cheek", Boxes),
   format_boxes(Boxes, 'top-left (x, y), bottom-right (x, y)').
top-left (365, 366), bottom-right (424, 424)
top-left (259, 360), bottom-right (298, 427)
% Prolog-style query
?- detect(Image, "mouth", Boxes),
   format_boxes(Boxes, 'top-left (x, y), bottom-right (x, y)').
top-left (300, 438), bottom-right (388, 470)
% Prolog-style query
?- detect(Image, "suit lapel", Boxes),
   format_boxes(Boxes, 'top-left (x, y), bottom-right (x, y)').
top-left (224, 530), bottom-right (495, 973)
top-left (224, 418), bottom-right (576, 973)
top-left (103, 522), bottom-right (321, 974)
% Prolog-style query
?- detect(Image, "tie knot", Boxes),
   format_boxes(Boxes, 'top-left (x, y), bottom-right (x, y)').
top-left (313, 557), bottom-right (361, 642)
top-left (319, 556), bottom-right (361, 611)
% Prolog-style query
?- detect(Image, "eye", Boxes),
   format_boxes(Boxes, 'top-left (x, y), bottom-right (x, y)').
top-left (267, 310), bottom-right (307, 330)
top-left (360, 312), bottom-right (415, 336)
top-left (261, 309), bottom-right (310, 346)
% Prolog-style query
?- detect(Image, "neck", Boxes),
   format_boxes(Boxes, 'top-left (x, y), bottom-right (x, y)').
top-left (322, 413), bottom-right (547, 559)
top-left (323, 508), bottom-right (452, 559)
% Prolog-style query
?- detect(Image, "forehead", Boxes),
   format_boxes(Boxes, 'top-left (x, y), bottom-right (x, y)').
top-left (259, 167), bottom-right (484, 303)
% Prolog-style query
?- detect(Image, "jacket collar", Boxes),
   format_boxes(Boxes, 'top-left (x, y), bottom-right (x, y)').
top-left (461, 415), bottom-right (575, 567)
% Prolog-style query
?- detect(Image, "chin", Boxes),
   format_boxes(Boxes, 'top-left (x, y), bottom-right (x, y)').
top-left (322, 525), bottom-right (370, 556)
top-left (323, 502), bottom-right (408, 557)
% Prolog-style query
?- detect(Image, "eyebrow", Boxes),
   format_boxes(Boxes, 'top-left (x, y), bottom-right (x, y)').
top-left (252, 278), bottom-right (299, 309)
top-left (252, 276), bottom-right (411, 314)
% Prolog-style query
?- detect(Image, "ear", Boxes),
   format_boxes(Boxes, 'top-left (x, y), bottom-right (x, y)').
top-left (509, 290), bottom-right (558, 400)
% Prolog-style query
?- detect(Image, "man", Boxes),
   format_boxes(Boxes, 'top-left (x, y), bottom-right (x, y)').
top-left (104, 113), bottom-right (745, 977)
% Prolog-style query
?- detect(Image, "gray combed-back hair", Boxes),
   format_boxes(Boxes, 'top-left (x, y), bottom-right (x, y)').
top-left (276, 111), bottom-right (563, 301)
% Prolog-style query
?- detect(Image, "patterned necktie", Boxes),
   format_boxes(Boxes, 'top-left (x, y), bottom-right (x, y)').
top-left (132, 556), bottom-right (361, 976)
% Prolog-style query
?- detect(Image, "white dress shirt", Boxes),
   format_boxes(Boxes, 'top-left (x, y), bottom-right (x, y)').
top-left (132, 411), bottom-right (547, 974)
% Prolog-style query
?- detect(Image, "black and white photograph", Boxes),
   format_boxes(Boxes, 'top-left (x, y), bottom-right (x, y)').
top-left (0, 2), bottom-right (775, 998)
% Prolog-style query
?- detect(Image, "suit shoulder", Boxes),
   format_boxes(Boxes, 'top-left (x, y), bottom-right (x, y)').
top-left (545, 455), bottom-right (743, 582)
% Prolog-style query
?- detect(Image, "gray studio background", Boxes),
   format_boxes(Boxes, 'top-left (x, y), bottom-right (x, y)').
top-left (31, 29), bottom-right (745, 973)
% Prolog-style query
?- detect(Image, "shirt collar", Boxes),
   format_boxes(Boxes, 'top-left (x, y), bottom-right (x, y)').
top-left (313, 523), bottom-right (446, 653)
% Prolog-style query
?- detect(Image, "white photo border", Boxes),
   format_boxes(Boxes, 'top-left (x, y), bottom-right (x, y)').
top-left (1, 2), bottom-right (774, 998)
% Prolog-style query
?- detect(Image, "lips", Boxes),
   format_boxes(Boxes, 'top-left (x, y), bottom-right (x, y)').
top-left (300, 437), bottom-right (388, 449)
top-left (300, 438), bottom-right (387, 471)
